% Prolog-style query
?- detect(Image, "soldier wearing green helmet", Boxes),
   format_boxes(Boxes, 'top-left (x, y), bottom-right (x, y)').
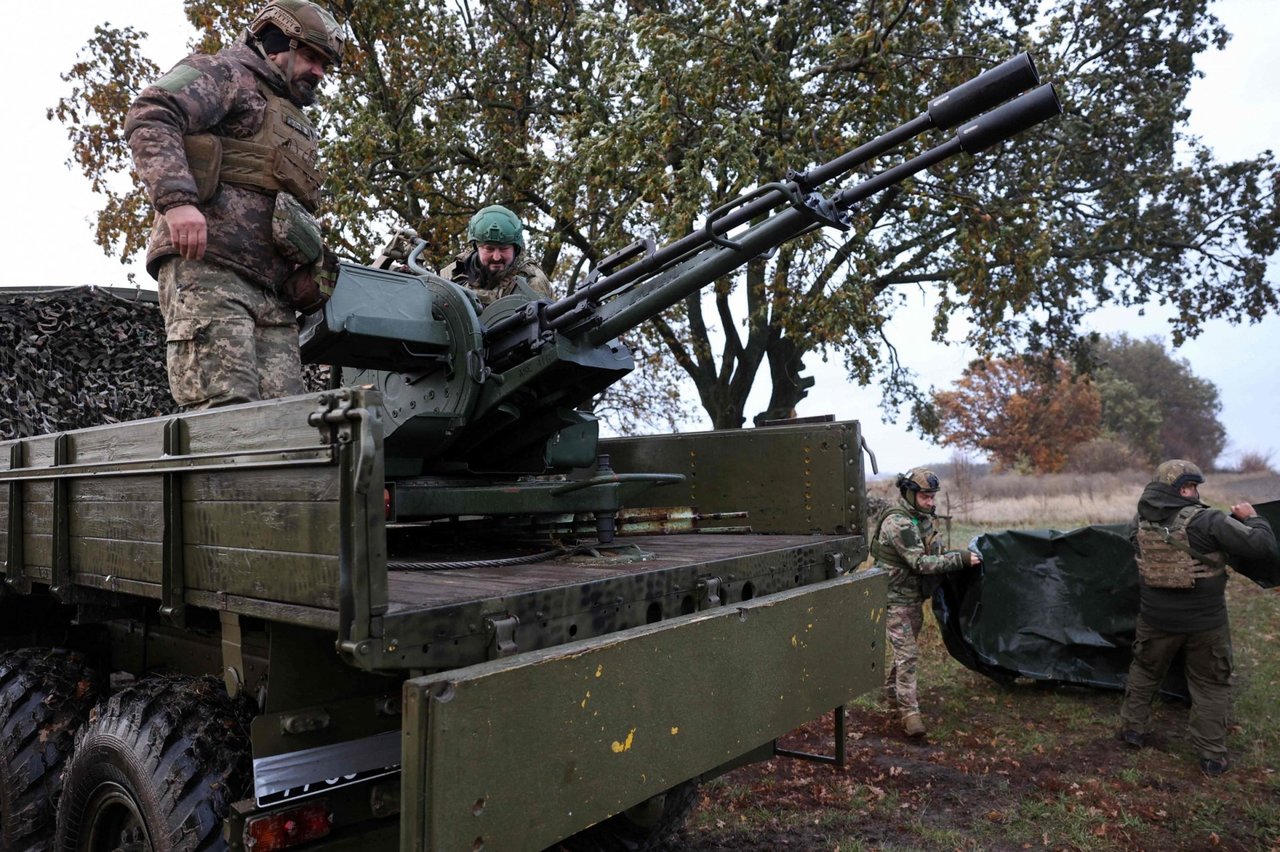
top-left (125, 0), bottom-right (346, 410)
top-left (871, 468), bottom-right (981, 738)
top-left (1118, 459), bottom-right (1276, 776)
top-left (439, 205), bottom-right (554, 307)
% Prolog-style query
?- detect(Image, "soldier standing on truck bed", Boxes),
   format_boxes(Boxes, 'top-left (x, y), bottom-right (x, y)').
top-left (125, 0), bottom-right (344, 410)
top-left (1117, 459), bottom-right (1277, 776)
top-left (872, 468), bottom-right (982, 738)
top-left (438, 205), bottom-right (554, 308)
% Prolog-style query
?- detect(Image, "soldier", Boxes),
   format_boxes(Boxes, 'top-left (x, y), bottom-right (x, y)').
top-left (873, 468), bottom-right (982, 738)
top-left (439, 206), bottom-right (554, 308)
top-left (125, 0), bottom-right (344, 410)
top-left (1117, 459), bottom-right (1276, 776)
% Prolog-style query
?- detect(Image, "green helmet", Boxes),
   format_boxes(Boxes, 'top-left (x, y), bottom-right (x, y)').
top-left (468, 205), bottom-right (525, 251)
top-left (897, 468), bottom-right (941, 496)
top-left (1154, 459), bottom-right (1205, 489)
top-left (250, 0), bottom-right (345, 67)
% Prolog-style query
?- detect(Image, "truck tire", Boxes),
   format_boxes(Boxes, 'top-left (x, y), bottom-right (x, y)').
top-left (54, 674), bottom-right (252, 852)
top-left (555, 781), bottom-right (699, 852)
top-left (0, 648), bottom-right (101, 852)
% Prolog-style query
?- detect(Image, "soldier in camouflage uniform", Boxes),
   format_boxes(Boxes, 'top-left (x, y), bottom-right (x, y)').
top-left (125, 0), bottom-right (344, 410)
top-left (1117, 460), bottom-right (1276, 776)
top-left (872, 468), bottom-right (981, 738)
top-left (438, 206), bottom-right (553, 309)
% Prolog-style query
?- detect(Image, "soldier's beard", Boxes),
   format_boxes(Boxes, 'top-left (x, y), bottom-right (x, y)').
top-left (478, 263), bottom-right (508, 286)
top-left (290, 74), bottom-right (321, 106)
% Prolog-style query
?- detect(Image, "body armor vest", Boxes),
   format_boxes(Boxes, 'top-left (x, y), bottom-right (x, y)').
top-left (1135, 504), bottom-right (1226, 589)
top-left (183, 81), bottom-right (322, 211)
top-left (870, 506), bottom-right (939, 571)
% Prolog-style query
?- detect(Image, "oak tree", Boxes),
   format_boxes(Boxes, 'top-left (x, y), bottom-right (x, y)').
top-left (933, 358), bottom-right (1102, 473)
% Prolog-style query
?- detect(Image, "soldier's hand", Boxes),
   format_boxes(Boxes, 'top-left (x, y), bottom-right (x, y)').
top-left (164, 204), bottom-right (208, 260)
top-left (968, 551), bottom-right (982, 567)
top-left (1231, 502), bottom-right (1257, 520)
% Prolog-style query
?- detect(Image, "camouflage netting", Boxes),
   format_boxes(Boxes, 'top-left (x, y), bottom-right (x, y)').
top-left (0, 287), bottom-right (176, 438)
top-left (0, 287), bottom-right (329, 440)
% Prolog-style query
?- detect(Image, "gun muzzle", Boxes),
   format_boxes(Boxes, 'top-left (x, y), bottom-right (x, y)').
top-left (956, 84), bottom-right (1063, 154)
top-left (927, 53), bottom-right (1041, 130)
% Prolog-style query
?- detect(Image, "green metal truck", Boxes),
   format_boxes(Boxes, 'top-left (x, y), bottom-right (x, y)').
top-left (0, 56), bottom-right (1058, 851)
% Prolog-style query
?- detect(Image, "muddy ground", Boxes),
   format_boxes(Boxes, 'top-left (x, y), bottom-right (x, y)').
top-left (664, 678), bottom-right (1278, 851)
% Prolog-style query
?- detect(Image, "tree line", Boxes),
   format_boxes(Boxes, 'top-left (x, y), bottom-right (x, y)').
top-left (932, 334), bottom-right (1228, 473)
top-left (50, 0), bottom-right (1278, 435)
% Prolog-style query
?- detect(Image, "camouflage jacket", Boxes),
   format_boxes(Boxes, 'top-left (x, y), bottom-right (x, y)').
top-left (438, 250), bottom-right (553, 308)
top-left (125, 40), bottom-right (321, 290)
top-left (871, 496), bottom-right (968, 606)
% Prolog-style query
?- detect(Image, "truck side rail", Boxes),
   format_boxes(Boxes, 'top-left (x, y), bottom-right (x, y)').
top-left (0, 389), bottom-right (388, 632)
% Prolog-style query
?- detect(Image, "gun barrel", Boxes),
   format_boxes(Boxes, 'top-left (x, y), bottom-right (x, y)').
top-left (833, 84), bottom-right (1062, 209)
top-left (586, 83), bottom-right (1063, 345)
top-left (506, 53), bottom-right (1043, 340)
top-left (926, 53), bottom-right (1040, 130)
top-left (954, 83), bottom-right (1062, 154)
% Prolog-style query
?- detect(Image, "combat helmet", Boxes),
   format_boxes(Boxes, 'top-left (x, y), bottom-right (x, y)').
top-left (250, 0), bottom-right (345, 68)
top-left (897, 468), bottom-right (941, 496)
top-left (1154, 459), bottom-right (1205, 490)
top-left (468, 206), bottom-right (525, 252)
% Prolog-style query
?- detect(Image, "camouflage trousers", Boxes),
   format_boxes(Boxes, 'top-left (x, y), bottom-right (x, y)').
top-left (157, 258), bottom-right (303, 410)
top-left (885, 604), bottom-right (925, 715)
top-left (1119, 616), bottom-right (1233, 761)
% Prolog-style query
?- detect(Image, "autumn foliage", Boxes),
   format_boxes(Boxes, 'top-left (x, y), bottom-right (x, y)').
top-left (933, 358), bottom-right (1101, 473)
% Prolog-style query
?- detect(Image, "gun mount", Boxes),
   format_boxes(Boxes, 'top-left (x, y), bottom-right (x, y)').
top-left (301, 54), bottom-right (1061, 530)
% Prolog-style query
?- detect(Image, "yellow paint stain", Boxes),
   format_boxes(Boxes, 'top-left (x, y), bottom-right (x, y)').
top-left (581, 690), bottom-right (591, 709)
top-left (611, 728), bottom-right (637, 753)
top-left (595, 665), bottom-right (604, 678)
top-left (790, 634), bottom-right (798, 648)
top-left (670, 727), bottom-right (679, 736)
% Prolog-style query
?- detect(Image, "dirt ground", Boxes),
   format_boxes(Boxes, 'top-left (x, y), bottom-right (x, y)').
top-left (665, 679), bottom-right (1279, 851)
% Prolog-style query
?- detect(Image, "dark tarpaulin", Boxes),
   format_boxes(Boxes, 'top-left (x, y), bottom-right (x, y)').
top-left (931, 524), bottom-right (1157, 692)
top-left (932, 500), bottom-right (1280, 692)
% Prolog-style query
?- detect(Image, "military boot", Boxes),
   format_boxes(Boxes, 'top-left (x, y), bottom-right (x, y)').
top-left (902, 712), bottom-right (926, 738)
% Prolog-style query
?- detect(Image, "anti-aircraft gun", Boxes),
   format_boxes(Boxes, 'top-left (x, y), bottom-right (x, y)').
top-left (300, 55), bottom-right (1061, 539)
top-left (0, 56), bottom-right (1058, 852)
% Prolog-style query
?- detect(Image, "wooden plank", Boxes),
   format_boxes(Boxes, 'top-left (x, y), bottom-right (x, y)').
top-left (68, 419), bottom-right (168, 463)
top-left (187, 468), bottom-right (341, 502)
top-left (71, 478), bottom-right (163, 502)
top-left (182, 545), bottom-right (339, 609)
top-left (20, 534), bottom-right (51, 567)
top-left (11, 436), bottom-right (56, 468)
top-left (71, 472), bottom-right (340, 504)
top-left (69, 502), bottom-right (164, 543)
top-left (182, 394), bottom-right (328, 454)
top-left (183, 501), bottom-right (339, 555)
top-left (70, 538), bottom-right (161, 583)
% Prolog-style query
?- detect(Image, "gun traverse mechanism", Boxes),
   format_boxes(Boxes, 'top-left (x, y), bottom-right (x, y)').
top-left (300, 54), bottom-right (1061, 530)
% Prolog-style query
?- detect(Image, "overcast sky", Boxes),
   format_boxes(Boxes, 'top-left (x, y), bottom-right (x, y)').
top-left (1, 0), bottom-right (1276, 472)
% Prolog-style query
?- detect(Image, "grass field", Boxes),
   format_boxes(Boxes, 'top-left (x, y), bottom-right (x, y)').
top-left (666, 473), bottom-right (1280, 851)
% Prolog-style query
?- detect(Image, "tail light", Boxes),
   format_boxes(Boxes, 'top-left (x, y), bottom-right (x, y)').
top-left (244, 800), bottom-right (332, 850)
